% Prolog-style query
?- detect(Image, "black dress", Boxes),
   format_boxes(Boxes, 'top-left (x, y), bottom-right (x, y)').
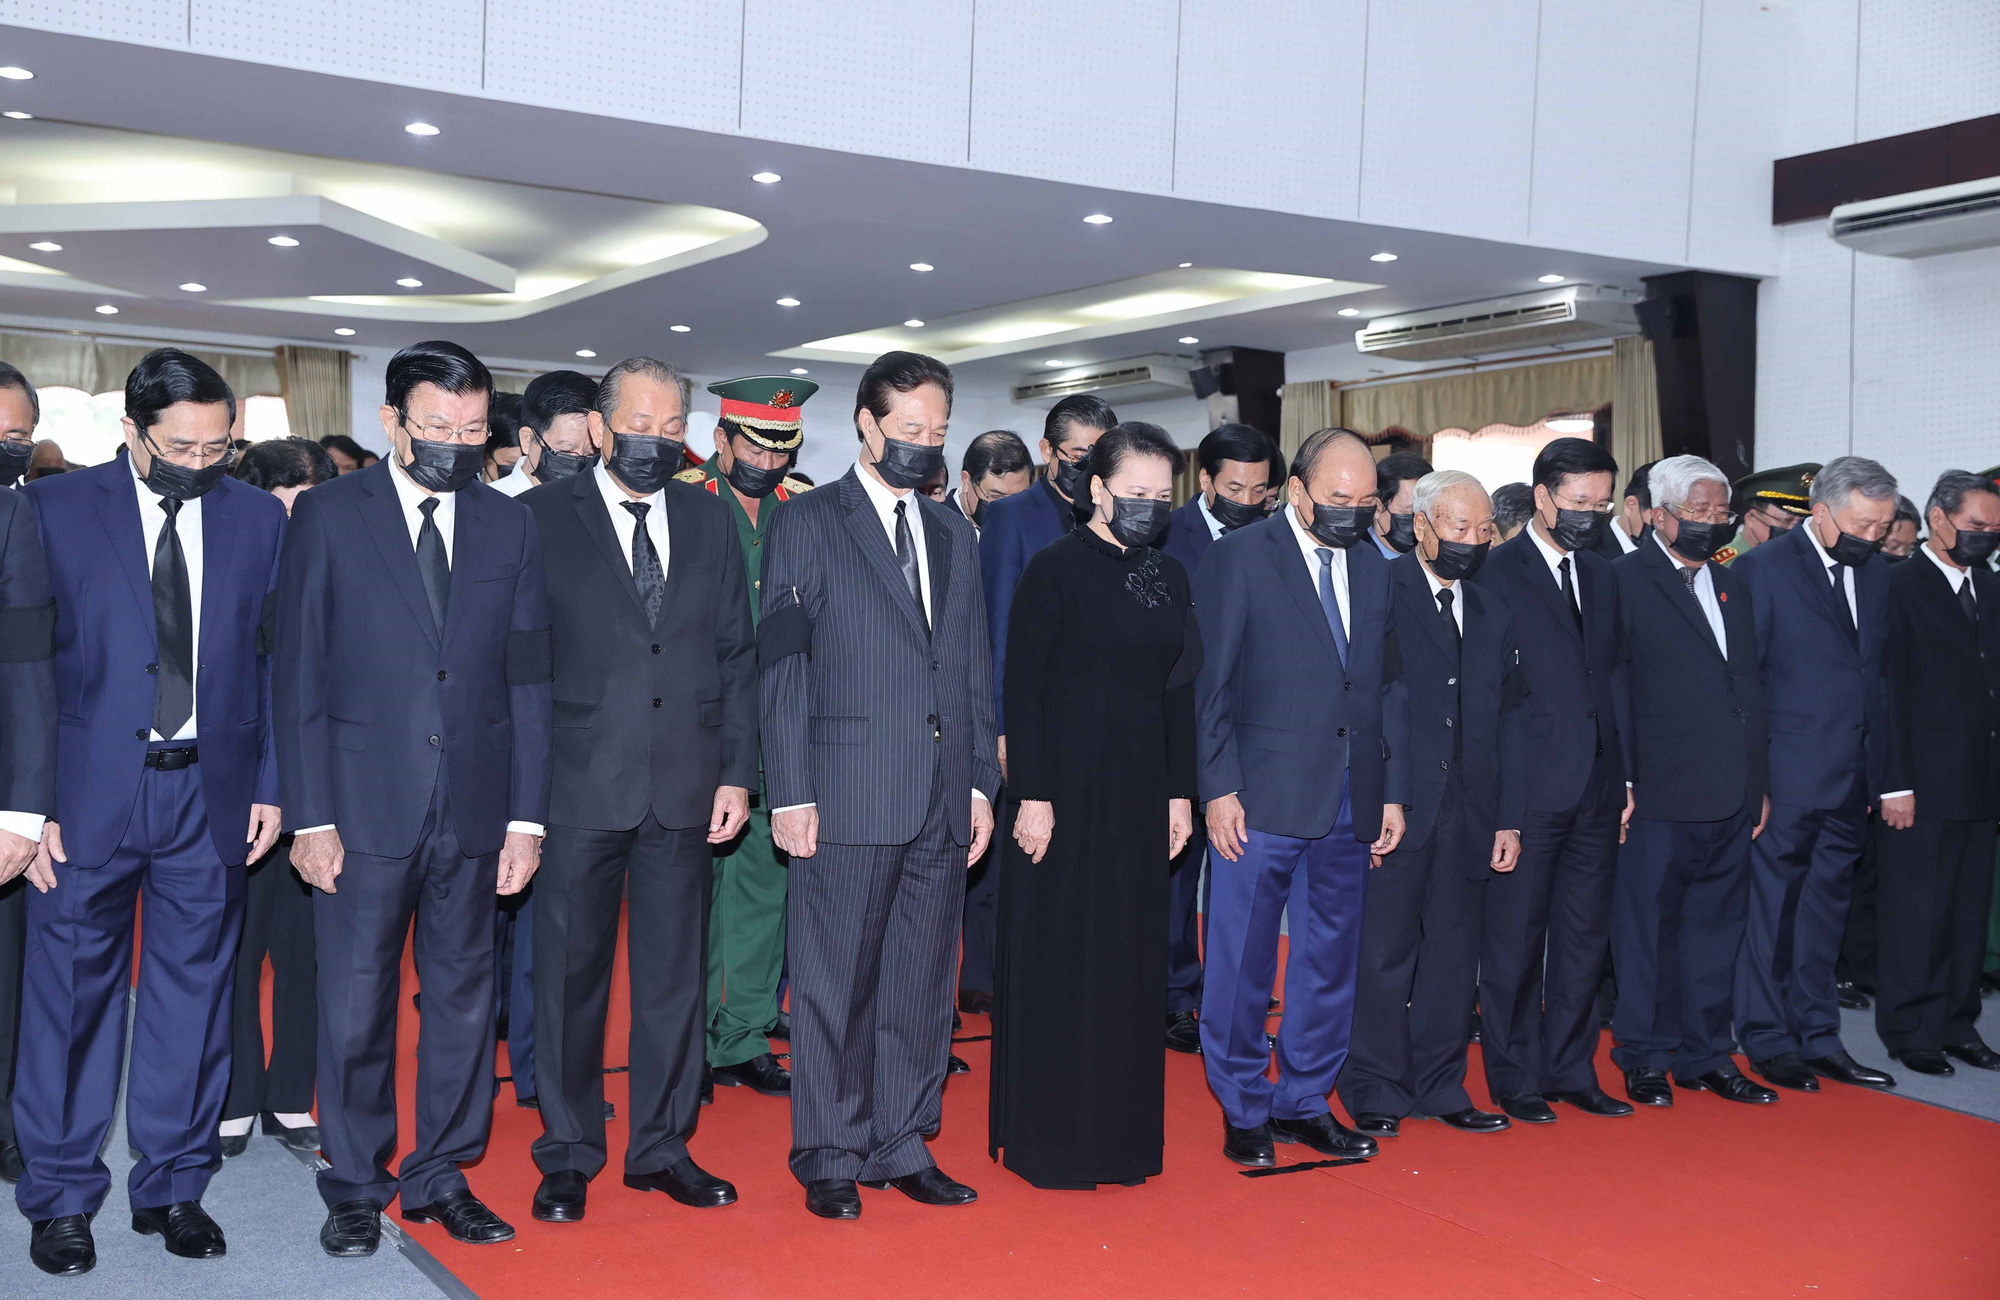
top-left (989, 527), bottom-right (1199, 1189)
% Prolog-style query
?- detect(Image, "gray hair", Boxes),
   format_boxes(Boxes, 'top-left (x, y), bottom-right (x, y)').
top-left (1412, 469), bottom-right (1488, 519)
top-left (1650, 454), bottom-right (1730, 513)
top-left (595, 356), bottom-right (690, 424)
top-left (1925, 469), bottom-right (2000, 524)
top-left (1809, 455), bottom-right (1897, 512)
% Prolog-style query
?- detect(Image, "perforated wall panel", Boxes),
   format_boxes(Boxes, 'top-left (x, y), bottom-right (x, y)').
top-left (191, 0), bottom-right (485, 92)
top-left (1755, 220), bottom-right (1852, 469)
top-left (1782, 0), bottom-right (1857, 155)
top-left (482, 0), bottom-right (741, 133)
top-left (1856, 0), bottom-right (2000, 139)
top-left (1686, 0), bottom-right (1784, 276)
top-left (0, 0), bottom-right (188, 45)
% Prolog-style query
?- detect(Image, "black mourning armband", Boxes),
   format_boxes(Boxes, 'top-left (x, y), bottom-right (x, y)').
top-left (0, 601), bottom-right (55, 662)
top-left (758, 603), bottom-right (813, 669)
top-left (507, 627), bottom-right (554, 685)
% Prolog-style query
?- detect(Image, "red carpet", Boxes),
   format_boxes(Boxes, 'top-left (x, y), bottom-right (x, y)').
top-left (365, 922), bottom-right (2000, 1300)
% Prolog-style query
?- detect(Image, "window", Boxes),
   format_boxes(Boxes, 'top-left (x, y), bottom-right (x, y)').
top-left (1429, 420), bottom-right (1570, 494)
top-left (27, 387), bottom-right (290, 468)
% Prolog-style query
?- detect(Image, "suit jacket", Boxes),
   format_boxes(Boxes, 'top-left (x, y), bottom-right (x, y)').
top-left (275, 461), bottom-right (553, 859)
top-left (978, 477), bottom-right (1072, 731)
top-left (1877, 551), bottom-right (2000, 819)
top-left (1731, 523), bottom-right (1889, 808)
top-left (27, 459), bottom-right (284, 868)
top-left (0, 487), bottom-right (58, 821)
top-left (522, 470), bottom-right (757, 832)
top-left (1611, 539), bottom-right (1767, 822)
top-left (1192, 510), bottom-right (1404, 843)
top-left (758, 467), bottom-right (1000, 847)
top-left (1384, 552), bottom-right (1527, 864)
top-left (1160, 498), bottom-right (1216, 580)
top-left (1470, 528), bottom-right (1627, 812)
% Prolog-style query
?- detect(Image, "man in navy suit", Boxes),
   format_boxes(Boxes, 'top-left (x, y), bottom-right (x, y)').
top-left (277, 342), bottom-right (553, 1256)
top-left (1731, 456), bottom-right (1900, 1094)
top-left (1158, 423), bottom-right (1272, 1053)
top-left (1470, 437), bottom-right (1634, 1123)
top-left (1342, 472), bottom-right (1525, 1137)
top-left (1195, 426), bottom-right (1405, 1167)
top-left (14, 350), bottom-right (284, 1275)
top-left (1370, 452), bottom-right (1432, 560)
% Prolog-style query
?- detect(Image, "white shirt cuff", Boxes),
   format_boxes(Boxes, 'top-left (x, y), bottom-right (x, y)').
top-left (771, 802), bottom-right (815, 815)
top-left (0, 811), bottom-right (45, 843)
top-left (1879, 790), bottom-right (1913, 801)
top-left (973, 789), bottom-right (989, 805)
top-left (507, 821), bottom-right (545, 838)
top-left (294, 824), bottom-right (336, 836)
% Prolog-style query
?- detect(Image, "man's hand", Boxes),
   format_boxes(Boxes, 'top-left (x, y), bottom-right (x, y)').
top-left (773, 806), bottom-right (819, 859)
top-left (1881, 793), bottom-right (1915, 831)
top-left (1207, 793), bottom-right (1248, 862)
top-left (1014, 799), bottom-right (1054, 863)
top-left (997, 735), bottom-right (1008, 784)
top-left (1752, 795), bottom-right (1771, 841)
top-left (497, 830), bottom-right (542, 895)
top-left (1621, 786), bottom-right (1636, 844)
top-left (1370, 804), bottom-right (1406, 858)
top-left (0, 827), bottom-right (37, 887)
top-left (246, 804), bottom-right (282, 864)
top-left (26, 823), bottom-right (66, 893)
top-left (709, 785), bottom-right (751, 845)
top-left (968, 795), bottom-right (993, 867)
top-left (1168, 798), bottom-right (1193, 859)
top-left (293, 827), bottom-right (345, 894)
top-left (1492, 829), bottom-right (1521, 874)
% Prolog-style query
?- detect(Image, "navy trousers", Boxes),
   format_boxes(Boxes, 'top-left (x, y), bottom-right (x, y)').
top-left (1200, 776), bottom-right (1368, 1129)
top-left (1166, 810), bottom-right (1206, 1016)
top-left (14, 758), bottom-right (243, 1219)
top-left (1734, 796), bottom-right (1864, 1062)
top-left (495, 888), bottom-right (535, 1102)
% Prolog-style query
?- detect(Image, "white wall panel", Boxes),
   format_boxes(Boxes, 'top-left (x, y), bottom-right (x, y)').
top-left (191, 0), bottom-right (484, 93)
top-left (1359, 0), bottom-right (1540, 242)
top-left (482, 0), bottom-right (740, 133)
top-left (1755, 221), bottom-right (1851, 469)
top-left (1856, 0), bottom-right (2000, 139)
top-left (1528, 0), bottom-right (1700, 264)
top-left (741, 0), bottom-right (972, 166)
top-left (1172, 0), bottom-right (1366, 220)
top-left (0, 0), bottom-right (188, 45)
top-left (1686, 0), bottom-right (1785, 275)
top-left (968, 0), bottom-right (1179, 194)
top-left (1781, 0), bottom-right (1857, 155)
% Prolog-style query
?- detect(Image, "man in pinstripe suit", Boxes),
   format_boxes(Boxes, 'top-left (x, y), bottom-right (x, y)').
top-left (759, 351), bottom-right (999, 1221)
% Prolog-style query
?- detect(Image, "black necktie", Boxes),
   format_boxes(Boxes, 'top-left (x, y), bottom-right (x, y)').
top-left (1830, 563), bottom-right (1855, 629)
top-left (623, 501), bottom-right (665, 627)
top-left (1959, 575), bottom-right (1978, 625)
top-left (151, 496), bottom-right (195, 738)
top-left (895, 499), bottom-right (927, 631)
top-left (1682, 564), bottom-right (1700, 596)
top-left (1438, 586), bottom-right (1462, 762)
top-left (416, 497), bottom-right (449, 636)
top-left (1558, 555), bottom-right (1582, 630)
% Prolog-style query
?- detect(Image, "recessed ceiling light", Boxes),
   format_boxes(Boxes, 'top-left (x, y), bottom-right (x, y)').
top-left (27, 241), bottom-right (60, 252)
top-left (1369, 252), bottom-right (1398, 263)
top-left (909, 262), bottom-right (934, 272)
top-left (94, 304), bottom-right (118, 315)
top-left (903, 319), bottom-right (924, 328)
top-left (1538, 273), bottom-right (1566, 284)
top-left (404, 121), bottom-right (440, 137)
top-left (669, 324), bottom-right (691, 333)
top-left (1083, 213), bottom-right (1113, 225)
top-left (1178, 336), bottom-right (1199, 345)
top-left (0, 68), bottom-right (33, 82)
top-left (333, 327), bottom-right (356, 336)
top-left (268, 235), bottom-right (299, 247)
top-left (775, 297), bottom-right (800, 307)
top-left (1337, 307), bottom-right (1361, 317)
top-left (179, 282), bottom-right (207, 293)
top-left (3, 111), bottom-right (31, 120)
top-left (1177, 262), bottom-right (1192, 268)
top-left (751, 171), bottom-right (782, 184)
top-left (1045, 359), bottom-right (1068, 367)
top-left (575, 349), bottom-right (596, 358)
top-left (790, 367), bottom-right (809, 376)
top-left (396, 277), bottom-right (423, 288)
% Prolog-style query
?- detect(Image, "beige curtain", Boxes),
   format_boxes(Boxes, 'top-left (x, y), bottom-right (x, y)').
top-left (277, 345), bottom-right (352, 443)
top-left (1278, 380), bottom-right (1338, 467)
top-left (0, 330), bottom-right (282, 398)
top-left (1339, 354), bottom-right (1613, 440)
top-left (1611, 335), bottom-right (1662, 480)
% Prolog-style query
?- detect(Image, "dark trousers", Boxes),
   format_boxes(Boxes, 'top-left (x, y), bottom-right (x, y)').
top-left (226, 837), bottom-right (317, 1119)
top-left (1875, 816), bottom-right (1996, 1053)
top-left (495, 889), bottom-right (534, 1101)
top-left (1200, 776), bottom-right (1368, 1129)
top-left (788, 778), bottom-right (963, 1185)
top-left (1166, 809), bottom-right (1206, 1015)
top-left (1611, 809), bottom-right (1753, 1079)
top-left (959, 796), bottom-right (1003, 998)
top-left (1836, 814), bottom-right (1881, 992)
top-left (314, 780), bottom-right (497, 1211)
top-left (1480, 758), bottom-right (1621, 1099)
top-left (0, 874), bottom-right (22, 1149)
top-left (1734, 797), bottom-right (1862, 1061)
top-left (532, 814), bottom-right (709, 1179)
top-left (14, 760), bottom-right (242, 1219)
top-left (1341, 779), bottom-right (1483, 1119)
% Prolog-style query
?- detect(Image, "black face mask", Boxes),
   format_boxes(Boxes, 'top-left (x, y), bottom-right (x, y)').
top-left (1666, 516), bottom-right (1733, 562)
top-left (606, 432), bottom-right (683, 496)
top-left (0, 439), bottom-right (30, 487)
top-left (1208, 492), bottom-right (1263, 532)
top-left (1549, 507), bottom-right (1609, 552)
top-left (1384, 512), bottom-right (1418, 553)
top-left (970, 495), bottom-right (990, 527)
top-left (1883, 551), bottom-right (1910, 565)
top-left (1947, 529), bottom-right (2000, 569)
top-left (140, 433), bottom-right (234, 501)
top-left (724, 453), bottom-right (789, 499)
top-left (1825, 526), bottom-right (1880, 567)
top-left (531, 432), bottom-right (595, 484)
top-left (1104, 496), bottom-right (1169, 548)
top-left (1052, 454), bottom-right (1089, 502)
top-left (1306, 502), bottom-right (1373, 549)
top-left (399, 433), bottom-right (483, 494)
top-left (871, 432), bottom-right (945, 491)
top-left (1428, 538), bottom-right (1489, 581)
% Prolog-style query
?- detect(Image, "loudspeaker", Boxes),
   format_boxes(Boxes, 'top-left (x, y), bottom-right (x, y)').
top-left (1637, 271), bottom-right (1759, 482)
top-left (1194, 347), bottom-right (1284, 438)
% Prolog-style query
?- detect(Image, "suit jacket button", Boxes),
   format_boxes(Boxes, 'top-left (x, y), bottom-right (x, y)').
top-left (145, 662), bottom-right (159, 674)
top-left (1733, 707), bottom-right (1743, 717)
top-left (1854, 722), bottom-right (1864, 729)
top-left (1344, 682), bottom-right (1352, 691)
top-left (437, 670), bottom-right (448, 681)
top-left (428, 734), bottom-right (441, 747)
top-left (652, 645), bottom-right (662, 654)
top-left (932, 660), bottom-right (940, 671)
top-left (926, 714), bottom-right (938, 726)
top-left (1586, 710), bottom-right (1597, 719)
top-left (653, 698), bottom-right (663, 708)
top-left (135, 728), bottom-right (147, 738)
top-left (1447, 677), bottom-right (1457, 685)
top-left (1439, 760), bottom-right (1449, 769)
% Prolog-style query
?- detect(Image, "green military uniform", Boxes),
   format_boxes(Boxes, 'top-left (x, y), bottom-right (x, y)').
top-left (1716, 462), bottom-right (1818, 567)
top-left (688, 376), bottom-right (816, 1070)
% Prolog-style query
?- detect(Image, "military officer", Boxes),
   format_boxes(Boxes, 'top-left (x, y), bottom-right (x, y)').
top-left (1716, 464), bottom-right (1818, 566)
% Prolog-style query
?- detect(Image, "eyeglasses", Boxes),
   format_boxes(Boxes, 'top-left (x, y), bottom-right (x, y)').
top-left (1670, 505), bottom-right (1738, 527)
top-left (400, 413), bottom-right (489, 444)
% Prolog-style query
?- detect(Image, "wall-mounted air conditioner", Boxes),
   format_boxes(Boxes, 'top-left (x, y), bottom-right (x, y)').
top-left (1011, 355), bottom-right (1192, 404)
top-left (1829, 177), bottom-right (2000, 258)
top-left (1354, 286), bottom-right (1640, 362)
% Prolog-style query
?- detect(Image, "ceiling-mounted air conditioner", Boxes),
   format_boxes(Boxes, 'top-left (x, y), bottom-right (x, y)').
top-left (1011, 354), bottom-right (1192, 404)
top-left (1354, 286), bottom-right (1640, 362)
top-left (1829, 177), bottom-right (2000, 257)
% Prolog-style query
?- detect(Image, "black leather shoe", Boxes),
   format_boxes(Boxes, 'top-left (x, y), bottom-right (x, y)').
top-left (132, 1201), bottom-right (225, 1259)
top-left (30, 1214), bottom-right (95, 1276)
top-left (1944, 1042), bottom-right (2000, 1071)
top-left (859, 1166), bottom-right (976, 1205)
top-left (624, 1157), bottom-right (737, 1208)
top-left (1435, 1107), bottom-right (1511, 1132)
top-left (1679, 1070), bottom-right (1778, 1104)
top-left (1981, 970), bottom-right (2000, 994)
top-left (1498, 1095), bottom-right (1556, 1123)
top-left (947, 1054), bottom-right (971, 1076)
top-left (1893, 1049), bottom-right (1954, 1076)
top-left (1804, 1050), bottom-right (1895, 1089)
top-left (1223, 1121), bottom-right (1275, 1167)
top-left (1548, 1086), bottom-right (1635, 1117)
top-left (1270, 1113), bottom-right (1377, 1159)
top-left (1623, 1067), bottom-right (1673, 1107)
top-left (1354, 1113), bottom-right (1400, 1138)
top-left (767, 1011), bottom-right (792, 1041)
top-left (1165, 1010), bottom-right (1201, 1054)
top-left (1836, 980), bottom-right (1871, 1010)
top-left (701, 1067), bottom-right (714, 1106)
top-left (220, 1133), bottom-right (250, 1159)
top-left (713, 1052), bottom-right (792, 1096)
top-left (320, 1199), bottom-right (381, 1257)
top-left (261, 1112), bottom-right (322, 1153)
top-left (532, 1170), bottom-right (587, 1223)
top-left (402, 1190), bottom-right (515, 1244)
top-left (0, 1138), bottom-right (22, 1184)
top-left (957, 989), bottom-right (993, 1016)
top-left (1751, 1052), bottom-right (1820, 1092)
top-left (805, 1178), bottom-right (860, 1220)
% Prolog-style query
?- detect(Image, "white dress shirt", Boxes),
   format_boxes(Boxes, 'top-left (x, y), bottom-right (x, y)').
top-left (1803, 521), bottom-right (1859, 624)
top-left (594, 463), bottom-right (671, 577)
top-left (132, 454), bottom-right (204, 743)
top-left (1611, 522), bottom-right (1639, 554)
top-left (1420, 559), bottom-right (1463, 633)
top-left (1197, 496), bottom-right (1226, 542)
top-left (1655, 531), bottom-right (1728, 658)
top-left (1284, 504), bottom-right (1351, 642)
top-left (1528, 521), bottom-right (1583, 616)
top-left (492, 465), bottom-right (536, 498)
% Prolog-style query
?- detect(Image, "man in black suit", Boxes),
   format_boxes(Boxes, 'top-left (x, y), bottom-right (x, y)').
top-left (277, 342), bottom-right (553, 1255)
top-left (759, 351), bottom-right (998, 1220)
top-left (1341, 471), bottom-right (1524, 1137)
top-left (1609, 454), bottom-right (1774, 1107)
top-left (1600, 459), bottom-right (1654, 559)
top-left (1470, 437), bottom-right (1634, 1123)
top-left (519, 357), bottom-right (757, 1225)
top-left (1873, 471), bottom-right (2000, 1076)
